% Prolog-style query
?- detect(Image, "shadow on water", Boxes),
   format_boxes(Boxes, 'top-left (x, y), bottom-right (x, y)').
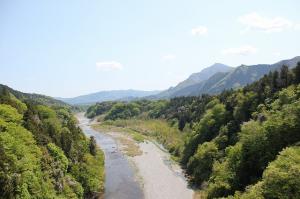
top-left (77, 115), bottom-right (144, 199)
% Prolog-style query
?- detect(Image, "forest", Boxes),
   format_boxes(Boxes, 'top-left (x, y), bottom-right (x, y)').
top-left (86, 63), bottom-right (300, 198)
top-left (0, 86), bottom-right (104, 199)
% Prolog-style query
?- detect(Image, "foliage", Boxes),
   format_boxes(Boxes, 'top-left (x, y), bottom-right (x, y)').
top-left (89, 136), bottom-right (97, 156)
top-left (104, 102), bottom-right (141, 120)
top-left (187, 142), bottom-right (218, 185)
top-left (232, 146), bottom-right (300, 199)
top-left (85, 101), bottom-right (117, 118)
top-left (0, 104), bottom-right (23, 124)
top-left (181, 99), bottom-right (226, 165)
top-left (47, 143), bottom-right (69, 173)
top-left (86, 64), bottom-right (300, 198)
top-left (96, 118), bottom-right (185, 157)
top-left (0, 88), bottom-right (105, 199)
top-left (0, 114), bottom-right (57, 198)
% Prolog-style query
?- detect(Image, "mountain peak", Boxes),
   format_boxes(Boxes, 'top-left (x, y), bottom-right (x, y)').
top-left (153, 63), bottom-right (233, 98)
top-left (211, 63), bottom-right (229, 67)
top-left (189, 63), bottom-right (233, 80)
top-left (153, 56), bottom-right (299, 99)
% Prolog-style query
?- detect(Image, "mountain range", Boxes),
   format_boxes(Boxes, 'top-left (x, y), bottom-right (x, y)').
top-left (55, 56), bottom-right (300, 105)
top-left (150, 56), bottom-right (300, 99)
top-left (57, 90), bottom-right (160, 105)
top-left (153, 63), bottom-right (234, 98)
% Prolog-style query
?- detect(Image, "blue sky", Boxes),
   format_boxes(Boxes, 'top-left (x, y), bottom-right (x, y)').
top-left (1, 0), bottom-right (300, 97)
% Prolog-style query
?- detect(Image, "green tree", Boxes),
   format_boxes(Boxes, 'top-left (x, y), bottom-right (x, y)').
top-left (0, 117), bottom-right (56, 198)
top-left (181, 99), bottom-right (226, 165)
top-left (89, 136), bottom-right (97, 156)
top-left (294, 62), bottom-right (300, 84)
top-left (280, 65), bottom-right (289, 88)
top-left (236, 146), bottom-right (300, 199)
top-left (187, 142), bottom-right (218, 184)
top-left (271, 70), bottom-right (279, 92)
top-left (0, 104), bottom-right (23, 124)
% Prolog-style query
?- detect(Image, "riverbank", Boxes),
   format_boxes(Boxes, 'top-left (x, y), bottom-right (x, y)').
top-left (76, 113), bottom-right (144, 199)
top-left (92, 119), bottom-right (195, 199)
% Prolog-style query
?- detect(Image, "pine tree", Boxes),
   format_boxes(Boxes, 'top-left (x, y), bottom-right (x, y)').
top-left (294, 62), bottom-right (300, 84)
top-left (272, 70), bottom-right (279, 92)
top-left (280, 65), bottom-right (289, 88)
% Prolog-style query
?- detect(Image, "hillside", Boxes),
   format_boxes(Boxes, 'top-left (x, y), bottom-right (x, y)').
top-left (206, 56), bottom-right (300, 94)
top-left (58, 89), bottom-right (160, 105)
top-left (0, 84), bottom-right (70, 108)
top-left (153, 63), bottom-right (233, 98)
top-left (153, 56), bottom-right (300, 98)
top-left (0, 85), bottom-right (105, 198)
top-left (86, 62), bottom-right (300, 198)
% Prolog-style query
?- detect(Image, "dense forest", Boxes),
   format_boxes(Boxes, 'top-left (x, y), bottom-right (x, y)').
top-left (87, 63), bottom-right (300, 198)
top-left (0, 86), bottom-right (104, 199)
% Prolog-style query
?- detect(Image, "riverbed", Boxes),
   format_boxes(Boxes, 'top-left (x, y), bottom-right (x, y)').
top-left (77, 114), bottom-right (144, 199)
top-left (77, 113), bottom-right (194, 199)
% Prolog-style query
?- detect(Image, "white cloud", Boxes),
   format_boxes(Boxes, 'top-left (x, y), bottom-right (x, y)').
top-left (295, 23), bottom-right (300, 30)
top-left (162, 54), bottom-right (176, 61)
top-left (238, 12), bottom-right (293, 33)
top-left (222, 45), bottom-right (257, 56)
top-left (191, 26), bottom-right (208, 36)
top-left (96, 61), bottom-right (123, 71)
top-left (273, 52), bottom-right (281, 56)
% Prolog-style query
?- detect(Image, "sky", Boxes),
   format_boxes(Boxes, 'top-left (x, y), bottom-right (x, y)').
top-left (1, 0), bottom-right (300, 97)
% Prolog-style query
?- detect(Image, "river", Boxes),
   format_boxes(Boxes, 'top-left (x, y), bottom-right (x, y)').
top-left (77, 114), bottom-right (144, 199)
top-left (77, 113), bottom-right (194, 199)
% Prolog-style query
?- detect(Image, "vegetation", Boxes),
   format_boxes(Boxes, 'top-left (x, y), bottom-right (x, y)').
top-left (93, 119), bottom-right (185, 158)
top-left (87, 63), bottom-right (300, 198)
top-left (154, 56), bottom-right (300, 99)
top-left (0, 87), bottom-right (104, 199)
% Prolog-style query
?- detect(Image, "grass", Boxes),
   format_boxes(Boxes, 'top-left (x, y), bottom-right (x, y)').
top-left (193, 191), bottom-right (207, 199)
top-left (92, 118), bottom-right (188, 158)
top-left (92, 122), bottom-right (146, 142)
top-left (116, 135), bottom-right (143, 157)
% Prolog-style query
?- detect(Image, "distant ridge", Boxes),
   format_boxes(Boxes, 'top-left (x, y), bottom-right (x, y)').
top-left (57, 89), bottom-right (161, 105)
top-left (0, 84), bottom-right (69, 107)
top-left (151, 56), bottom-right (300, 98)
top-left (153, 63), bottom-right (233, 99)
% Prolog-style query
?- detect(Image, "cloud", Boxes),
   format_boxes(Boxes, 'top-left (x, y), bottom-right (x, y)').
top-left (222, 45), bottom-right (257, 56)
top-left (238, 12), bottom-right (294, 33)
top-left (191, 26), bottom-right (208, 36)
top-left (295, 23), bottom-right (300, 30)
top-left (96, 61), bottom-right (123, 71)
top-left (162, 54), bottom-right (176, 61)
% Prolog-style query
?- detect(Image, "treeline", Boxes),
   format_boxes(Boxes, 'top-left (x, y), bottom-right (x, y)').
top-left (0, 87), bottom-right (104, 199)
top-left (87, 63), bottom-right (300, 198)
top-left (85, 99), bottom-right (168, 120)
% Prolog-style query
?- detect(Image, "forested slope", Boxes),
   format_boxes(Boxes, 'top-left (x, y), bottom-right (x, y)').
top-left (87, 63), bottom-right (300, 198)
top-left (0, 86), bottom-right (104, 199)
top-left (0, 84), bottom-right (71, 108)
top-left (151, 56), bottom-right (300, 98)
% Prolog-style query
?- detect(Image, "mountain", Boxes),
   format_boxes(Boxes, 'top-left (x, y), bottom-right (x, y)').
top-left (202, 56), bottom-right (300, 94)
top-left (0, 84), bottom-right (70, 107)
top-left (58, 89), bottom-right (161, 105)
top-left (153, 56), bottom-right (300, 98)
top-left (153, 63), bottom-right (233, 98)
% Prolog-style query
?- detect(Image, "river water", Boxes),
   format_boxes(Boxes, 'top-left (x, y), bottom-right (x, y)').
top-left (77, 114), bottom-right (144, 199)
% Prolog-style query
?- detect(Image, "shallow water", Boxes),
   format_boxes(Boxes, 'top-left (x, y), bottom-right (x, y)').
top-left (77, 115), bottom-right (144, 199)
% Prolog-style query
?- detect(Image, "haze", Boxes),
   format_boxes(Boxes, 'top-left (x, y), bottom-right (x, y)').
top-left (1, 0), bottom-right (300, 97)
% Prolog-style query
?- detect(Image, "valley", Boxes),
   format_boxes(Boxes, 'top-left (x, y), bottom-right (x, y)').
top-left (2, 1), bottom-right (300, 198)
top-left (76, 113), bottom-right (144, 199)
top-left (1, 58), bottom-right (300, 199)
top-left (77, 113), bottom-right (194, 199)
